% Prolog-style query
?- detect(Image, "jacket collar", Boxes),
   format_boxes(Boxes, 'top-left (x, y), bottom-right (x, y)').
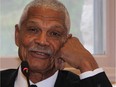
top-left (6, 68), bottom-right (18, 87)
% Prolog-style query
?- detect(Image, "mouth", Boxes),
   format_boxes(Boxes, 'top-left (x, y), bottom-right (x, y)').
top-left (29, 50), bottom-right (51, 59)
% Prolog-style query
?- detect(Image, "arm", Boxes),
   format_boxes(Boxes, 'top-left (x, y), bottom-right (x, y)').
top-left (60, 37), bottom-right (98, 73)
top-left (59, 37), bottom-right (112, 87)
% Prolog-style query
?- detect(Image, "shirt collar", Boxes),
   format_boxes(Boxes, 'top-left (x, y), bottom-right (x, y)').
top-left (14, 66), bottom-right (58, 87)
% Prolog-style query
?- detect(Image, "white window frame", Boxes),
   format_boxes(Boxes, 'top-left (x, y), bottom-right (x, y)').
top-left (94, 0), bottom-right (116, 82)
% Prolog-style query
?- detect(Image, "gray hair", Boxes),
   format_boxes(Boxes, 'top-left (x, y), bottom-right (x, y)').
top-left (20, 0), bottom-right (70, 32)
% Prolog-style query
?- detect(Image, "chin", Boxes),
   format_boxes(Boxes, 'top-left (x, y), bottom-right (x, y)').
top-left (30, 62), bottom-right (55, 73)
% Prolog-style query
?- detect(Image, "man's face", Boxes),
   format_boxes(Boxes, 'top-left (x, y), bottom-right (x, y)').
top-left (15, 7), bottom-right (68, 73)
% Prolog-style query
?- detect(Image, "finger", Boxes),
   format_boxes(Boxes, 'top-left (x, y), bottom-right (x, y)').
top-left (55, 57), bottom-right (65, 70)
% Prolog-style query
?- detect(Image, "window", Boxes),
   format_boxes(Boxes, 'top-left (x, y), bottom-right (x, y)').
top-left (0, 0), bottom-right (105, 57)
top-left (0, 0), bottom-right (32, 57)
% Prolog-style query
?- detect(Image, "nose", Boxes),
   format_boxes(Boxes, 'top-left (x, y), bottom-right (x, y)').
top-left (34, 33), bottom-right (49, 46)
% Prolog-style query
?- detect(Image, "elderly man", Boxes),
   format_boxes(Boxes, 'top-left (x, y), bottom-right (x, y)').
top-left (1, 0), bottom-right (112, 87)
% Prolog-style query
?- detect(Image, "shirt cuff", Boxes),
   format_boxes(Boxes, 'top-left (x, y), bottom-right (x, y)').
top-left (79, 68), bottom-right (104, 80)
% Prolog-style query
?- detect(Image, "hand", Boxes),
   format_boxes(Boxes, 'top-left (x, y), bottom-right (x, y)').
top-left (60, 37), bottom-right (98, 73)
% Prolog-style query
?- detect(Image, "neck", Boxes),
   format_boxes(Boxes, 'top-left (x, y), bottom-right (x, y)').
top-left (29, 69), bottom-right (57, 83)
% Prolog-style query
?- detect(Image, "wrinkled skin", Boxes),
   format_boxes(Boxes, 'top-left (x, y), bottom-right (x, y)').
top-left (15, 7), bottom-right (68, 82)
top-left (60, 37), bottom-right (98, 72)
top-left (15, 6), bottom-right (98, 83)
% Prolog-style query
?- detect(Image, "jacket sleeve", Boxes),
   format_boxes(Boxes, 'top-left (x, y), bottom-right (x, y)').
top-left (80, 72), bottom-right (112, 87)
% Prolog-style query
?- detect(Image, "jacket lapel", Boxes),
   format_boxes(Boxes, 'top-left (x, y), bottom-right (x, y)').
top-left (7, 69), bottom-right (18, 87)
top-left (54, 70), bottom-right (80, 87)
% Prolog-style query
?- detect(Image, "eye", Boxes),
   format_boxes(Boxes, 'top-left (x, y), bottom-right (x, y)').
top-left (27, 27), bottom-right (39, 33)
top-left (50, 31), bottom-right (62, 37)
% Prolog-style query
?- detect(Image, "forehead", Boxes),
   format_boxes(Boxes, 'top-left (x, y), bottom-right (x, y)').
top-left (20, 7), bottom-right (66, 29)
top-left (28, 6), bottom-right (65, 20)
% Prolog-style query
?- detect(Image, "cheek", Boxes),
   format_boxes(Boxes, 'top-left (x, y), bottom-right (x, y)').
top-left (20, 34), bottom-right (34, 47)
top-left (18, 35), bottom-right (35, 60)
top-left (49, 39), bottom-right (63, 54)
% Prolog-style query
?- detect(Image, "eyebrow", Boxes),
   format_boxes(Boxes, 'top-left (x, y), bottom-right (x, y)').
top-left (25, 21), bottom-right (40, 28)
top-left (50, 25), bottom-right (65, 30)
top-left (26, 21), bottom-right (38, 25)
top-left (26, 20), bottom-right (67, 31)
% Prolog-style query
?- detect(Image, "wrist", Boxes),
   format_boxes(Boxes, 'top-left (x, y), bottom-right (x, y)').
top-left (78, 60), bottom-right (98, 73)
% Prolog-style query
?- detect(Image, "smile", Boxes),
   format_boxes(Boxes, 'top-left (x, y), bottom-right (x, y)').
top-left (30, 51), bottom-right (51, 59)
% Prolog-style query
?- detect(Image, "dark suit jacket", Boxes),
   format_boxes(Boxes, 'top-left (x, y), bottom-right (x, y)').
top-left (1, 69), bottom-right (112, 87)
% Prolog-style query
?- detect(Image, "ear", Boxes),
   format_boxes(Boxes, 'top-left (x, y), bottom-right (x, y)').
top-left (63, 34), bottom-right (72, 44)
top-left (15, 24), bottom-right (20, 47)
top-left (67, 34), bottom-right (72, 39)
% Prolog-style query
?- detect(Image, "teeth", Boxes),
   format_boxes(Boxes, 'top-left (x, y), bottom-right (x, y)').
top-left (37, 52), bottom-right (45, 55)
top-left (36, 52), bottom-right (46, 56)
